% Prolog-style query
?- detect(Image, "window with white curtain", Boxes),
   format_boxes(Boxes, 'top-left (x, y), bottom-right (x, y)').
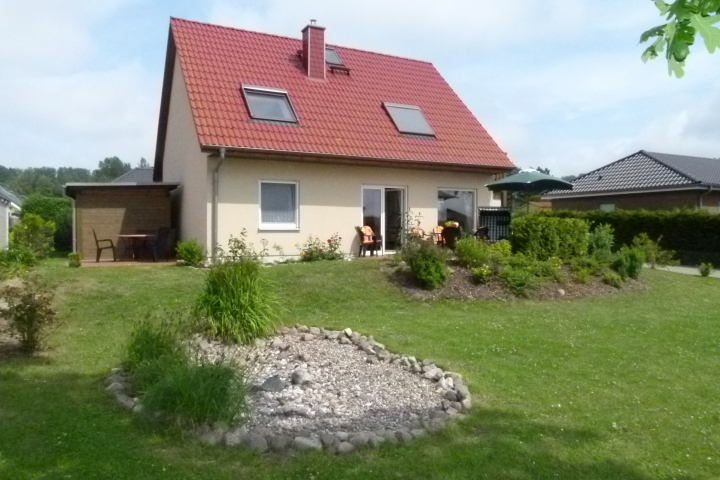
top-left (260, 181), bottom-right (298, 229)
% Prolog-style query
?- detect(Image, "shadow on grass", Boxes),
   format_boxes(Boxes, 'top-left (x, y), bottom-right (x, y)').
top-left (0, 370), bottom-right (697, 480)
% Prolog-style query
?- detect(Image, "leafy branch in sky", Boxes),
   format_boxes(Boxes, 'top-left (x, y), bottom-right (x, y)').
top-left (640, 0), bottom-right (720, 77)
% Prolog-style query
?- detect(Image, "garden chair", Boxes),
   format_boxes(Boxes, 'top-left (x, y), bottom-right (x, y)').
top-left (150, 227), bottom-right (176, 261)
top-left (431, 226), bottom-right (444, 246)
top-left (474, 226), bottom-right (490, 241)
top-left (355, 226), bottom-right (382, 257)
top-left (411, 228), bottom-right (425, 239)
top-left (92, 229), bottom-right (116, 262)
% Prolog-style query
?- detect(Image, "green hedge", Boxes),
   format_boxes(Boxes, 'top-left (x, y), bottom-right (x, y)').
top-left (538, 209), bottom-right (720, 265)
top-left (20, 195), bottom-right (72, 252)
top-left (511, 216), bottom-right (590, 260)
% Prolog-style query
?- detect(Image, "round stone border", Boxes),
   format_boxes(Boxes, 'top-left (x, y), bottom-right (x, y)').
top-left (104, 325), bottom-right (472, 455)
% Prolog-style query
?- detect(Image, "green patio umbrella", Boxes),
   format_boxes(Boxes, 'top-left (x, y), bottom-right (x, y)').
top-left (486, 169), bottom-right (573, 212)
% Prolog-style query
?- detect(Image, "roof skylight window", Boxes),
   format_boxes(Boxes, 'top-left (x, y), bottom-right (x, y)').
top-left (242, 86), bottom-right (298, 123)
top-left (383, 103), bottom-right (435, 136)
top-left (325, 47), bottom-right (344, 66)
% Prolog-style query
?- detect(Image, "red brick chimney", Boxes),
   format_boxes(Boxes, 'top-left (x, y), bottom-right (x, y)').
top-left (302, 19), bottom-right (325, 79)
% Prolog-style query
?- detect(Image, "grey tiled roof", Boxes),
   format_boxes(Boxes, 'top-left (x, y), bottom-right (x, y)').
top-left (0, 185), bottom-right (22, 206)
top-left (546, 150), bottom-right (720, 196)
top-left (112, 168), bottom-right (155, 184)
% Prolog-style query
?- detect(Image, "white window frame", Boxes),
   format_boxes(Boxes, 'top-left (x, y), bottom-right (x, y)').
top-left (241, 85), bottom-right (299, 123)
top-left (259, 180), bottom-right (300, 231)
top-left (360, 185), bottom-right (407, 255)
top-left (437, 188), bottom-right (477, 231)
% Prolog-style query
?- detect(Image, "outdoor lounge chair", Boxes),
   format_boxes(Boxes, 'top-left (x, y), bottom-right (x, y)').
top-left (93, 229), bottom-right (116, 262)
top-left (431, 226), bottom-right (444, 246)
top-left (355, 226), bottom-right (382, 257)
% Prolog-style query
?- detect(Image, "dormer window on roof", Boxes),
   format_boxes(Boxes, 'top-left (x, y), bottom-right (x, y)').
top-left (242, 85), bottom-right (298, 123)
top-left (383, 103), bottom-right (435, 136)
top-left (325, 47), bottom-right (343, 66)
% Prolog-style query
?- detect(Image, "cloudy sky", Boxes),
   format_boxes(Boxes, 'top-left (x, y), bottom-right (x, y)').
top-left (0, 0), bottom-right (718, 176)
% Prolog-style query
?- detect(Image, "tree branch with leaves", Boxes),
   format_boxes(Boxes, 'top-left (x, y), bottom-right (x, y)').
top-left (641, 0), bottom-right (720, 77)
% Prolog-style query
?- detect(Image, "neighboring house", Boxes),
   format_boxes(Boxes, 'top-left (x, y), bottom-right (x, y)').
top-left (153, 18), bottom-right (514, 258)
top-left (545, 151), bottom-right (720, 212)
top-left (0, 186), bottom-right (22, 250)
top-left (112, 167), bottom-right (155, 184)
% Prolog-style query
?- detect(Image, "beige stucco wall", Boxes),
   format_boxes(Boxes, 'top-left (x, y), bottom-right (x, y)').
top-left (162, 52), bottom-right (210, 248)
top-left (215, 157), bottom-right (496, 258)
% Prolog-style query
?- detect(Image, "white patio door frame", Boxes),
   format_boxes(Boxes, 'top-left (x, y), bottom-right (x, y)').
top-left (361, 185), bottom-right (407, 255)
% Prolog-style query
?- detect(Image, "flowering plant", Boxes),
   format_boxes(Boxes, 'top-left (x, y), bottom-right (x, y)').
top-left (444, 221), bottom-right (460, 229)
top-left (297, 233), bottom-right (344, 261)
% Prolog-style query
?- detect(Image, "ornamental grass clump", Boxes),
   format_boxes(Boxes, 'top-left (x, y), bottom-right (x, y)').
top-left (123, 317), bottom-right (186, 392)
top-left (194, 260), bottom-right (279, 344)
top-left (699, 262), bottom-right (714, 277)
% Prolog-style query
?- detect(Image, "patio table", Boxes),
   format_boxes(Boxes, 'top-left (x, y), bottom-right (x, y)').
top-left (118, 234), bottom-right (155, 261)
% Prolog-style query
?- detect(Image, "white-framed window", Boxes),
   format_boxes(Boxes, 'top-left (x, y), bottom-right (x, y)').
top-left (242, 85), bottom-right (298, 123)
top-left (438, 189), bottom-right (475, 232)
top-left (383, 103), bottom-right (435, 136)
top-left (259, 181), bottom-right (299, 230)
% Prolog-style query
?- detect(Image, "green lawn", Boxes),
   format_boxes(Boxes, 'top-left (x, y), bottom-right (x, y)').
top-left (1, 259), bottom-right (719, 479)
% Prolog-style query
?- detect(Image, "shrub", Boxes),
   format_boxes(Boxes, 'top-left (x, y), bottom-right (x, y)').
top-left (511, 215), bottom-right (589, 260)
top-left (574, 268), bottom-right (592, 284)
top-left (0, 277), bottom-right (59, 354)
top-left (297, 233), bottom-right (344, 261)
top-left (612, 247), bottom-right (645, 280)
top-left (142, 357), bottom-right (246, 426)
top-left (217, 229), bottom-right (268, 262)
top-left (570, 256), bottom-right (605, 276)
top-left (68, 253), bottom-right (81, 268)
top-left (401, 239), bottom-right (448, 289)
top-left (490, 240), bottom-right (513, 257)
top-left (602, 272), bottom-right (623, 288)
top-left (699, 262), bottom-right (714, 277)
top-left (21, 195), bottom-right (72, 252)
top-left (528, 256), bottom-right (562, 280)
top-left (454, 237), bottom-right (490, 268)
top-left (194, 260), bottom-right (279, 344)
top-left (631, 233), bottom-right (678, 269)
top-left (501, 267), bottom-right (537, 297)
top-left (0, 244), bottom-right (37, 280)
top-left (123, 318), bottom-right (186, 392)
top-left (11, 213), bottom-right (55, 259)
top-left (471, 265), bottom-right (492, 284)
top-left (588, 224), bottom-right (614, 262)
top-left (176, 240), bottom-right (204, 266)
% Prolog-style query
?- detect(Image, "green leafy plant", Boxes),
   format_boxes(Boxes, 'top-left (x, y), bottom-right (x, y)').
top-left (0, 244), bottom-right (37, 280)
top-left (588, 224), bottom-right (615, 262)
top-left (501, 266), bottom-right (537, 297)
top-left (21, 194), bottom-right (72, 252)
top-left (0, 276), bottom-right (59, 354)
top-left (296, 233), bottom-right (344, 261)
top-left (68, 253), bottom-right (81, 268)
top-left (699, 262), bottom-right (714, 277)
top-left (571, 256), bottom-right (605, 276)
top-left (216, 229), bottom-right (268, 262)
top-left (511, 215), bottom-right (590, 260)
top-left (489, 240), bottom-right (513, 257)
top-left (640, 0), bottom-right (720, 78)
top-left (176, 240), bottom-right (204, 266)
top-left (632, 233), bottom-right (679, 269)
top-left (401, 239), bottom-right (448, 289)
top-left (612, 247), bottom-right (646, 280)
top-left (574, 268), bottom-right (592, 284)
top-left (454, 237), bottom-right (490, 268)
top-left (194, 260), bottom-right (279, 344)
top-left (602, 272), bottom-right (624, 289)
top-left (11, 213), bottom-right (55, 259)
top-left (471, 265), bottom-right (492, 284)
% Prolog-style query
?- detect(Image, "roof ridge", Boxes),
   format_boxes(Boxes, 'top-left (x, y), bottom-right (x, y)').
top-left (170, 17), bottom-right (433, 65)
top-left (640, 150), bottom-right (700, 184)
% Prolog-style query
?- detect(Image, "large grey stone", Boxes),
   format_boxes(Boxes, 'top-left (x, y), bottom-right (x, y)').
top-left (412, 363), bottom-right (422, 373)
top-left (343, 328), bottom-right (353, 337)
top-left (291, 369), bottom-right (312, 385)
top-left (337, 441), bottom-right (355, 454)
top-left (271, 338), bottom-right (288, 350)
top-left (252, 338), bottom-right (266, 348)
top-left (426, 418), bottom-right (447, 432)
top-left (445, 372), bottom-right (464, 385)
top-left (199, 429), bottom-right (224, 446)
top-left (383, 431), bottom-right (399, 444)
top-left (301, 333), bottom-right (316, 341)
top-left (106, 382), bottom-right (125, 394)
top-left (293, 436), bottom-right (323, 452)
top-left (461, 398), bottom-right (472, 411)
top-left (396, 430), bottom-right (413, 444)
top-left (258, 375), bottom-right (287, 392)
top-left (455, 384), bottom-right (470, 401)
top-left (349, 432), bottom-right (370, 448)
top-left (320, 433), bottom-right (337, 448)
top-left (422, 358), bottom-right (436, 367)
top-left (270, 435), bottom-right (293, 452)
top-left (444, 390), bottom-right (458, 402)
top-left (247, 433), bottom-right (268, 453)
top-left (250, 427), bottom-right (272, 439)
top-left (339, 336), bottom-right (352, 345)
top-left (424, 368), bottom-right (441, 380)
top-left (309, 327), bottom-right (321, 336)
top-left (422, 365), bottom-right (436, 373)
top-left (224, 428), bottom-right (248, 447)
top-left (115, 393), bottom-right (135, 410)
top-left (410, 428), bottom-right (428, 439)
top-left (368, 433), bottom-right (385, 448)
top-left (335, 431), bottom-right (349, 441)
top-left (297, 325), bottom-right (310, 333)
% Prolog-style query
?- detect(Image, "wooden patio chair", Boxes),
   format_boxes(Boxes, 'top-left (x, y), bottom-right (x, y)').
top-left (92, 229), bottom-right (116, 262)
top-left (355, 226), bottom-right (382, 257)
top-left (431, 226), bottom-right (444, 246)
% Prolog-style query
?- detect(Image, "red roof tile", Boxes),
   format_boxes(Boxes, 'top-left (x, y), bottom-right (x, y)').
top-left (166, 18), bottom-right (514, 170)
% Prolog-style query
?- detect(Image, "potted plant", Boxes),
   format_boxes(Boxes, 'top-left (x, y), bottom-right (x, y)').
top-left (441, 221), bottom-right (462, 249)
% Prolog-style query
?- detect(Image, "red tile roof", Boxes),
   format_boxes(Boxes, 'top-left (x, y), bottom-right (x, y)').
top-left (161, 18), bottom-right (513, 171)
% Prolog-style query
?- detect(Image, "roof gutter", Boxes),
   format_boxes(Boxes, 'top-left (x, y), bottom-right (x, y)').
top-left (211, 147), bottom-right (226, 264)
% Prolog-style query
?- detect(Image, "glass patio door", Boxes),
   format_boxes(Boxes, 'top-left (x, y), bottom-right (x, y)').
top-left (362, 186), bottom-right (405, 254)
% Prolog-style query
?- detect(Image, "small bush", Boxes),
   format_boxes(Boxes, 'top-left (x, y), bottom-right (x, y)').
top-left (602, 272), bottom-right (623, 288)
top-left (217, 229), bottom-right (268, 262)
top-left (570, 256), bottom-right (605, 276)
top-left (490, 240), bottom-right (513, 257)
top-left (528, 256), bottom-right (562, 280)
top-left (297, 233), bottom-right (344, 261)
top-left (176, 240), bottom-right (204, 266)
top-left (612, 247), bottom-right (645, 280)
top-left (11, 213), bottom-right (55, 259)
top-left (0, 244), bottom-right (37, 280)
top-left (195, 260), bottom-right (279, 344)
top-left (699, 262), bottom-right (714, 277)
top-left (501, 267), bottom-right (537, 297)
top-left (142, 357), bottom-right (246, 426)
top-left (402, 239), bottom-right (448, 289)
top-left (455, 237), bottom-right (489, 268)
top-left (123, 318), bottom-right (186, 392)
top-left (471, 265), bottom-right (492, 284)
top-left (632, 233), bottom-right (678, 269)
top-left (588, 224), bottom-right (614, 262)
top-left (511, 215), bottom-right (589, 260)
top-left (574, 268), bottom-right (592, 284)
top-left (21, 194), bottom-right (72, 252)
top-left (68, 253), bottom-right (81, 268)
top-left (0, 276), bottom-right (59, 354)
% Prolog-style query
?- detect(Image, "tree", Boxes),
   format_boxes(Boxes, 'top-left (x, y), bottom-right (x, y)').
top-left (138, 157), bottom-right (150, 169)
top-left (92, 157), bottom-right (131, 182)
top-left (641, 0), bottom-right (720, 78)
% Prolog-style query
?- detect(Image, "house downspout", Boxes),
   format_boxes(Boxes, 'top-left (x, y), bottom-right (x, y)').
top-left (211, 147), bottom-right (226, 263)
top-left (699, 185), bottom-right (714, 210)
